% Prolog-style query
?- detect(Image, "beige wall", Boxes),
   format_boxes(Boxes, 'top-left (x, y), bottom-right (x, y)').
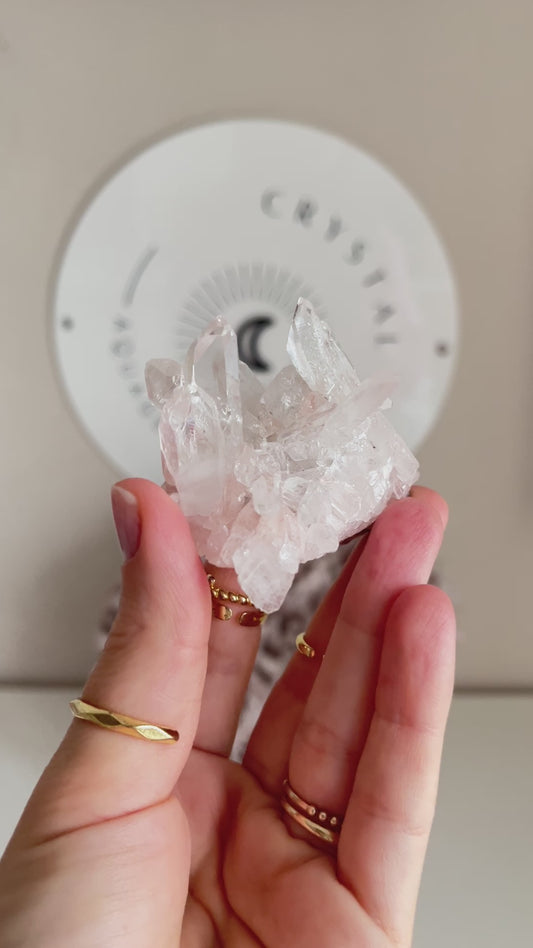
top-left (2, 0), bottom-right (532, 684)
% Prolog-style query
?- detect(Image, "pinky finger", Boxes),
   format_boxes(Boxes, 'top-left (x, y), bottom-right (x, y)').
top-left (338, 585), bottom-right (456, 945)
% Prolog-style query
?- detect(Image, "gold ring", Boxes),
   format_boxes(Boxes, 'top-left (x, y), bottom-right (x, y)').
top-left (69, 699), bottom-right (179, 743)
top-left (206, 572), bottom-right (267, 626)
top-left (295, 632), bottom-right (319, 659)
top-left (282, 779), bottom-right (343, 830)
top-left (207, 573), bottom-right (253, 606)
top-left (281, 799), bottom-right (339, 846)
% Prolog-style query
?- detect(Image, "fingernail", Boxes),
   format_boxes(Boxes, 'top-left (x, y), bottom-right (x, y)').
top-left (111, 485), bottom-right (141, 560)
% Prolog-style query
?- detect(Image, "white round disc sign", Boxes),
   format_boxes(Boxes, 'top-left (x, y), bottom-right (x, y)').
top-left (53, 119), bottom-right (458, 480)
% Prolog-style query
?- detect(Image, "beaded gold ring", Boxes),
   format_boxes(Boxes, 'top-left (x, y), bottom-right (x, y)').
top-left (206, 573), bottom-right (266, 626)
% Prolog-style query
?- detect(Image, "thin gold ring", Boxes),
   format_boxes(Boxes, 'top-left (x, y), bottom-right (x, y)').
top-left (280, 799), bottom-right (339, 846)
top-left (295, 631), bottom-right (319, 659)
top-left (69, 699), bottom-right (179, 743)
top-left (283, 779), bottom-right (343, 830)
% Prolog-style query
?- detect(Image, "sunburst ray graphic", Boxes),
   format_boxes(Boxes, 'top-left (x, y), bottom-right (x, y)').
top-left (176, 262), bottom-right (327, 358)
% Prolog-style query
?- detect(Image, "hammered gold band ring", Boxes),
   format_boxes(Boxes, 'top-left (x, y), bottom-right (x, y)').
top-left (69, 699), bottom-right (180, 744)
top-left (281, 778), bottom-right (343, 847)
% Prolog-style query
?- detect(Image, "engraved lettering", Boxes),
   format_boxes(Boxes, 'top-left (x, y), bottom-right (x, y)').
top-left (375, 304), bottom-right (395, 323)
top-left (294, 197), bottom-right (318, 227)
top-left (111, 338), bottom-right (135, 358)
top-left (260, 188), bottom-right (385, 273)
top-left (324, 216), bottom-right (348, 242)
top-left (119, 362), bottom-right (137, 379)
top-left (345, 240), bottom-right (366, 265)
top-left (261, 189), bottom-right (284, 218)
top-left (114, 316), bottom-right (131, 331)
top-left (363, 269), bottom-right (387, 288)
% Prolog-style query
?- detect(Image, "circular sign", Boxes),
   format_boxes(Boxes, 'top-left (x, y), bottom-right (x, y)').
top-left (53, 119), bottom-right (458, 479)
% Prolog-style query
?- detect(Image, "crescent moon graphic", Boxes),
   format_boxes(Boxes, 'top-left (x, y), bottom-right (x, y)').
top-left (176, 263), bottom-right (325, 361)
top-left (237, 315), bottom-right (275, 371)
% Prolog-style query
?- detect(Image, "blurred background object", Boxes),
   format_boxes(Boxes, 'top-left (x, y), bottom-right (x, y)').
top-left (3, 0), bottom-right (532, 687)
top-left (2, 1), bottom-right (532, 941)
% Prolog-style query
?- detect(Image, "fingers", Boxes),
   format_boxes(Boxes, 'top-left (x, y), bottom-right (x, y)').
top-left (245, 488), bottom-right (446, 797)
top-left (338, 584), bottom-right (456, 944)
top-left (193, 565), bottom-right (262, 756)
top-left (287, 491), bottom-right (445, 816)
top-left (16, 479), bottom-right (211, 843)
top-left (243, 535), bottom-right (369, 790)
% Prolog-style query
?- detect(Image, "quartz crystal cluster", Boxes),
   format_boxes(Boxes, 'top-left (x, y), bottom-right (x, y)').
top-left (145, 299), bottom-right (419, 613)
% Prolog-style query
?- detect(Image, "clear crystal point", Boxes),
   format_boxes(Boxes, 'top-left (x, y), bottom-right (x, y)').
top-left (183, 317), bottom-right (243, 444)
top-left (146, 300), bottom-right (419, 613)
top-left (287, 298), bottom-right (359, 398)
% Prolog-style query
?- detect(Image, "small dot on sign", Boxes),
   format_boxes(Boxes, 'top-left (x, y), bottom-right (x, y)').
top-left (435, 342), bottom-right (450, 356)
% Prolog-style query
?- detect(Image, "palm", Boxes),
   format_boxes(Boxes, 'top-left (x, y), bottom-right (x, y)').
top-left (177, 748), bottom-right (389, 947)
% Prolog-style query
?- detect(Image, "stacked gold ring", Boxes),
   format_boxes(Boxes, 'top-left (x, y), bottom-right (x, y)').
top-left (206, 573), bottom-right (267, 627)
top-left (280, 778), bottom-right (343, 846)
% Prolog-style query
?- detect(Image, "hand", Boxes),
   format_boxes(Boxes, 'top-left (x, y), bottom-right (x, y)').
top-left (0, 479), bottom-right (455, 947)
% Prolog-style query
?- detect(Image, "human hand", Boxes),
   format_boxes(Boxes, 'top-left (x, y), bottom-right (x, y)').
top-left (0, 479), bottom-right (455, 947)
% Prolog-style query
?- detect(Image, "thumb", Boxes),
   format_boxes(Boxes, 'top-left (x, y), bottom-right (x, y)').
top-left (17, 478), bottom-right (211, 843)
